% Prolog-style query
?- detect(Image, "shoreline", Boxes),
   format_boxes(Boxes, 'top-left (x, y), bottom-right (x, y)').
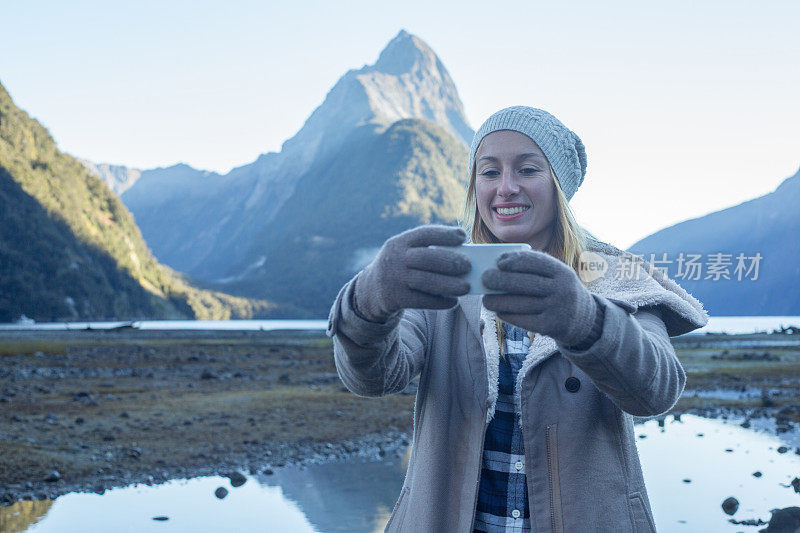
top-left (3, 406), bottom-right (797, 508)
top-left (0, 329), bottom-right (417, 507)
top-left (2, 329), bottom-right (799, 507)
top-left (1, 428), bottom-right (413, 506)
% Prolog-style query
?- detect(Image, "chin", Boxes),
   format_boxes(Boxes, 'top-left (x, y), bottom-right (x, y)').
top-left (493, 232), bottom-right (533, 244)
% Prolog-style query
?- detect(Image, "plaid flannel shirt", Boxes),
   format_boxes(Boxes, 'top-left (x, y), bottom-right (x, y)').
top-left (474, 322), bottom-right (532, 532)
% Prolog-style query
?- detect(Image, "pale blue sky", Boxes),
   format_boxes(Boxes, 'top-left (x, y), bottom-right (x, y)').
top-left (2, 0), bottom-right (798, 248)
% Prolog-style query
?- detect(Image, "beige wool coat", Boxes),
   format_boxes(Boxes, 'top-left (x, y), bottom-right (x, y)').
top-left (326, 238), bottom-right (708, 532)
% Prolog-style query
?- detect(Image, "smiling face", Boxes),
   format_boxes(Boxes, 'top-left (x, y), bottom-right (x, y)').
top-left (474, 130), bottom-right (557, 250)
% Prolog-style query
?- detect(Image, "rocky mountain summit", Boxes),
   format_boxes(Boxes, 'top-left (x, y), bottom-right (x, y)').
top-left (103, 30), bottom-right (473, 288)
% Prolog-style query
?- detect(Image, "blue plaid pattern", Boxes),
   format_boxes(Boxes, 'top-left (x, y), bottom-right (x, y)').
top-left (474, 322), bottom-right (532, 532)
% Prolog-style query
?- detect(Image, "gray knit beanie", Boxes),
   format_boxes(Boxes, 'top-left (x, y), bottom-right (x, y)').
top-left (468, 106), bottom-right (587, 201)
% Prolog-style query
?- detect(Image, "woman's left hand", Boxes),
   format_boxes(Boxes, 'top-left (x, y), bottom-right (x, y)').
top-left (482, 250), bottom-right (600, 347)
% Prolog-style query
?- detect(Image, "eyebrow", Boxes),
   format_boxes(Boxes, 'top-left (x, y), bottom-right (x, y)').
top-left (477, 153), bottom-right (547, 163)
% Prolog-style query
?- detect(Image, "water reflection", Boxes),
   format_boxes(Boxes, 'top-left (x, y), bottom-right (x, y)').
top-left (638, 414), bottom-right (800, 530)
top-left (3, 415), bottom-right (799, 532)
top-left (4, 477), bottom-right (316, 533)
top-left (0, 500), bottom-right (53, 533)
top-left (255, 449), bottom-right (410, 533)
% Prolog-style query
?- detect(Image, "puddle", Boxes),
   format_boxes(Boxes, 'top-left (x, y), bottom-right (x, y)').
top-left (0, 477), bottom-right (320, 533)
top-left (636, 414), bottom-right (800, 530)
top-left (2, 414), bottom-right (799, 532)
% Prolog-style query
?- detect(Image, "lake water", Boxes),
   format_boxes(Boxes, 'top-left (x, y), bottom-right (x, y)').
top-left (0, 319), bottom-right (330, 332)
top-left (4, 414), bottom-right (799, 532)
top-left (1, 316), bottom-right (799, 335)
top-left (692, 315), bottom-right (800, 335)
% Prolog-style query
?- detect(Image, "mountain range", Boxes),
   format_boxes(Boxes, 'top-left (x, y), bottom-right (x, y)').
top-left (92, 30), bottom-right (472, 285)
top-left (0, 81), bottom-right (277, 322)
top-left (89, 30), bottom-right (473, 317)
top-left (6, 28), bottom-right (797, 320)
top-left (629, 167), bottom-right (800, 316)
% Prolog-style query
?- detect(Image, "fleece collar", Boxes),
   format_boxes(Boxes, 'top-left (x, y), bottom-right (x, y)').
top-left (476, 238), bottom-right (709, 423)
top-left (480, 305), bottom-right (561, 422)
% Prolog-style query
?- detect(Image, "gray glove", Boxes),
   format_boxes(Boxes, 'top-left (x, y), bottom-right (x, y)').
top-left (353, 225), bottom-right (471, 323)
top-left (481, 250), bottom-right (600, 347)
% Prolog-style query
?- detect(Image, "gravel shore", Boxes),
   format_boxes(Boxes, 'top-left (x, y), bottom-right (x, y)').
top-left (1, 328), bottom-right (798, 507)
top-left (0, 328), bottom-right (416, 505)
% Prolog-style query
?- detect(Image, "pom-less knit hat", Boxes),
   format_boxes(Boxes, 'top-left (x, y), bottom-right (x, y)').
top-left (468, 106), bottom-right (587, 201)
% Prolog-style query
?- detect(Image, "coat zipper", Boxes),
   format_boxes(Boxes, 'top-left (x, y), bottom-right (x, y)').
top-left (468, 412), bottom-right (489, 532)
top-left (546, 424), bottom-right (564, 533)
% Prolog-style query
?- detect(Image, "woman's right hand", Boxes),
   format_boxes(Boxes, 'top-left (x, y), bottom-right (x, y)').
top-left (353, 225), bottom-right (472, 322)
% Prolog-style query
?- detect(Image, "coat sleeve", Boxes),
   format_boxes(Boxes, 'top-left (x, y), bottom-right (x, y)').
top-left (325, 272), bottom-right (428, 398)
top-left (557, 294), bottom-right (686, 417)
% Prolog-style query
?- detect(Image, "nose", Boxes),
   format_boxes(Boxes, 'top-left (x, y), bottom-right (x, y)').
top-left (497, 167), bottom-right (520, 198)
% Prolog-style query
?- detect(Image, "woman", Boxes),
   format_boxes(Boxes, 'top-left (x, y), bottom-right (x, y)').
top-left (325, 106), bottom-right (708, 532)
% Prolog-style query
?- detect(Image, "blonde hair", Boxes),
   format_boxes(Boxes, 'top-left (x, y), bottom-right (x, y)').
top-left (460, 162), bottom-right (588, 281)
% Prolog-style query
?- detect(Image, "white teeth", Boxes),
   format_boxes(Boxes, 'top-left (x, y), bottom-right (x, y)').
top-left (496, 206), bottom-right (528, 215)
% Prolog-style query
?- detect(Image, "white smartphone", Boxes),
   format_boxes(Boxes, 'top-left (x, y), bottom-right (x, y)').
top-left (430, 243), bottom-right (532, 295)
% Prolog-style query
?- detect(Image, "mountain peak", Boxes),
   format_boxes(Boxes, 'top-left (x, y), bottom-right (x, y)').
top-left (373, 29), bottom-right (439, 77)
top-left (279, 29), bottom-right (473, 169)
top-left (355, 30), bottom-right (473, 145)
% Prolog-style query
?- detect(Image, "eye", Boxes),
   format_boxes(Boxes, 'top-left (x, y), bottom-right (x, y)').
top-left (519, 167), bottom-right (540, 176)
top-left (479, 169), bottom-right (500, 178)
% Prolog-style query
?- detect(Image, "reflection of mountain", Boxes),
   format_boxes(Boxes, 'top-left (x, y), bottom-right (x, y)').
top-left (0, 499), bottom-right (54, 532)
top-left (257, 451), bottom-right (410, 533)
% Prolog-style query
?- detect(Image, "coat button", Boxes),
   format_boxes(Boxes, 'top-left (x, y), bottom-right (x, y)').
top-left (565, 376), bottom-right (581, 393)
